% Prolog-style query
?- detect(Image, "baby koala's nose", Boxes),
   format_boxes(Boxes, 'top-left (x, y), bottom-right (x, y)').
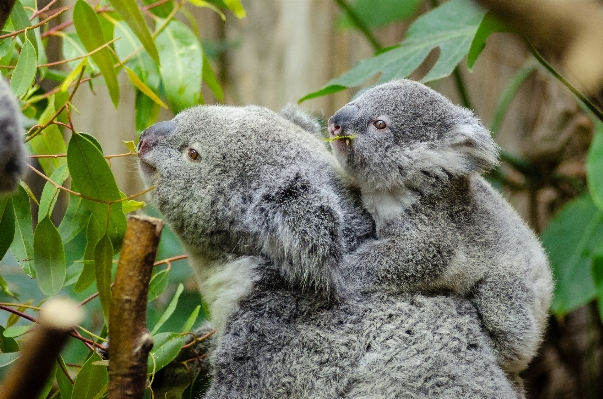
top-left (327, 118), bottom-right (343, 137)
top-left (138, 120), bottom-right (176, 155)
top-left (328, 105), bottom-right (356, 137)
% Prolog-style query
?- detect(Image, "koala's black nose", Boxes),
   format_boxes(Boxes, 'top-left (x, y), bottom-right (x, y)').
top-left (138, 120), bottom-right (176, 155)
top-left (328, 106), bottom-right (356, 136)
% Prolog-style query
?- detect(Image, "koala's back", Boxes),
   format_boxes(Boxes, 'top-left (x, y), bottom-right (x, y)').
top-left (205, 263), bottom-right (520, 399)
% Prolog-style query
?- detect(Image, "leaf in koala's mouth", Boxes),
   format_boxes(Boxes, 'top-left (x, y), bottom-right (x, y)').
top-left (321, 135), bottom-right (357, 143)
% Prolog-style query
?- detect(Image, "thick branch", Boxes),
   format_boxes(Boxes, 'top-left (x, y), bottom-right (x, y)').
top-left (108, 215), bottom-right (164, 399)
top-left (0, 298), bottom-right (84, 399)
top-left (475, 0), bottom-right (603, 96)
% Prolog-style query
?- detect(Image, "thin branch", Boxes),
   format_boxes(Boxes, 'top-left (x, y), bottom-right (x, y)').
top-left (31, 0), bottom-right (60, 20)
top-left (154, 254), bottom-right (188, 267)
top-left (0, 7), bottom-right (68, 40)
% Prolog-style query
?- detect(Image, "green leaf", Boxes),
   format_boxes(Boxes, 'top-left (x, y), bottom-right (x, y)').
top-left (28, 95), bottom-right (68, 176)
top-left (223, 0), bottom-right (246, 18)
top-left (10, 37), bottom-right (37, 97)
top-left (0, 197), bottom-right (15, 261)
top-left (67, 133), bottom-right (127, 253)
top-left (108, 0), bottom-right (159, 63)
top-left (75, 214), bottom-right (103, 293)
top-left (3, 325), bottom-right (30, 338)
top-left (593, 255), bottom-right (603, 321)
top-left (125, 66), bottom-right (168, 108)
top-left (587, 122), bottom-right (603, 211)
top-left (73, 0), bottom-right (120, 107)
top-left (34, 216), bottom-right (66, 296)
top-left (56, 356), bottom-right (74, 399)
top-left (0, 325), bottom-right (19, 352)
top-left (0, 275), bottom-right (16, 298)
top-left (9, 1), bottom-right (38, 54)
top-left (135, 88), bottom-right (161, 132)
top-left (304, 0), bottom-right (485, 99)
top-left (58, 191), bottom-right (91, 245)
top-left (202, 54), bottom-right (223, 101)
top-left (9, 186), bottom-right (35, 277)
top-left (0, 352), bottom-right (20, 368)
top-left (38, 164), bottom-right (69, 222)
top-left (148, 269), bottom-right (170, 302)
top-left (181, 305), bottom-right (201, 333)
top-left (467, 11), bottom-right (511, 71)
top-left (541, 195), bottom-right (603, 315)
top-left (338, 0), bottom-right (421, 29)
top-left (151, 283), bottom-right (184, 335)
top-left (299, 85), bottom-right (348, 104)
top-left (95, 234), bottom-right (113, 325)
top-left (148, 332), bottom-right (186, 373)
top-left (156, 20), bottom-right (203, 113)
top-left (72, 352), bottom-right (108, 399)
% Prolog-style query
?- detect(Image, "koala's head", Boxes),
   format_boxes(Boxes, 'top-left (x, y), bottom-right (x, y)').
top-left (0, 78), bottom-right (27, 193)
top-left (138, 105), bottom-right (374, 294)
top-left (327, 80), bottom-right (499, 192)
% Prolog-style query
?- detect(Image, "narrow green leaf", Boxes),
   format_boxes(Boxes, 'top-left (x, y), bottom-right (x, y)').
top-left (10, 37), bottom-right (37, 97)
top-left (9, 186), bottom-right (35, 277)
top-left (0, 275), bottom-right (16, 298)
top-left (592, 255), bottom-right (603, 321)
top-left (156, 20), bottom-right (203, 113)
top-left (148, 269), bottom-right (169, 302)
top-left (122, 199), bottom-right (146, 214)
top-left (338, 0), bottom-right (421, 29)
top-left (75, 214), bottom-right (103, 292)
top-left (202, 54), bottom-right (223, 101)
top-left (541, 195), bottom-right (603, 315)
top-left (223, 0), bottom-right (246, 18)
top-left (95, 234), bottom-right (113, 325)
top-left (28, 95), bottom-right (68, 176)
top-left (125, 66), bottom-right (168, 108)
top-left (0, 197), bottom-right (15, 261)
top-left (108, 0), bottom-right (159, 63)
top-left (72, 353), bottom-right (108, 399)
top-left (33, 216), bottom-right (66, 296)
top-left (9, 1), bottom-right (38, 53)
top-left (135, 88), bottom-right (161, 132)
top-left (587, 122), bottom-right (603, 211)
top-left (181, 305), bottom-right (201, 333)
top-left (151, 283), bottom-right (184, 335)
top-left (67, 133), bottom-right (127, 253)
top-left (56, 356), bottom-right (74, 399)
top-left (38, 164), bottom-right (69, 223)
top-left (73, 0), bottom-right (120, 107)
top-left (61, 57), bottom-right (88, 92)
top-left (467, 11), bottom-right (511, 71)
top-left (299, 85), bottom-right (347, 103)
top-left (148, 332), bottom-right (186, 373)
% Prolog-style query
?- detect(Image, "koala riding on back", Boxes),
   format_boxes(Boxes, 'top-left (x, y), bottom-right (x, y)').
top-left (327, 79), bottom-right (554, 374)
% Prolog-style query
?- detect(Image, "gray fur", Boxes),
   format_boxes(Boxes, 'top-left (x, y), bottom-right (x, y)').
top-left (0, 77), bottom-right (27, 193)
top-left (138, 104), bottom-right (521, 398)
top-left (328, 79), bottom-right (554, 373)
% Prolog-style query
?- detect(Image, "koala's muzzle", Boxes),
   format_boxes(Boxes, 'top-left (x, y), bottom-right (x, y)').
top-left (138, 120), bottom-right (176, 156)
top-left (328, 105), bottom-right (356, 137)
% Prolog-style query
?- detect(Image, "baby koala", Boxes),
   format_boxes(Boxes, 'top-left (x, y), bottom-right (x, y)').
top-left (327, 79), bottom-right (553, 373)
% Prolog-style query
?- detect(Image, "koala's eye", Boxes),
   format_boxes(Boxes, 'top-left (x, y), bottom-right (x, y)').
top-left (187, 148), bottom-right (200, 161)
top-left (373, 120), bottom-right (387, 129)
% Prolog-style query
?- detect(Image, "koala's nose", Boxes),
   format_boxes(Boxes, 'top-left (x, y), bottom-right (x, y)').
top-left (328, 106), bottom-right (355, 136)
top-left (138, 120), bottom-right (176, 155)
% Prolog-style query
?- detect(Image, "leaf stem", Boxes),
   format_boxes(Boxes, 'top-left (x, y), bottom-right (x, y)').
top-left (528, 43), bottom-right (603, 122)
top-left (334, 0), bottom-right (382, 52)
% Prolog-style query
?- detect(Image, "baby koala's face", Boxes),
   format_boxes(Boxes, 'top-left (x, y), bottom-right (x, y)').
top-left (327, 80), bottom-right (497, 192)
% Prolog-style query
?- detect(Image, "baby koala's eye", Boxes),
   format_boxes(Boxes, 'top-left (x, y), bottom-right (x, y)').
top-left (373, 120), bottom-right (387, 129)
top-left (187, 148), bottom-right (200, 161)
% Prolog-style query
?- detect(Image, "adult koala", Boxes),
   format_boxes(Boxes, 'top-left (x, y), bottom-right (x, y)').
top-left (138, 105), bottom-right (522, 398)
top-left (0, 78), bottom-right (27, 193)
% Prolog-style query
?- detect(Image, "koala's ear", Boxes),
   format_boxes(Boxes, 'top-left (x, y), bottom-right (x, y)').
top-left (279, 104), bottom-right (323, 137)
top-left (250, 173), bottom-right (342, 297)
top-left (448, 121), bottom-right (499, 174)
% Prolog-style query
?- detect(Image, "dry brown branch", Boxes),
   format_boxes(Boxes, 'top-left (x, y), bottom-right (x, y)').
top-left (0, 298), bottom-right (84, 399)
top-left (475, 0), bottom-right (603, 95)
top-left (108, 215), bottom-right (164, 399)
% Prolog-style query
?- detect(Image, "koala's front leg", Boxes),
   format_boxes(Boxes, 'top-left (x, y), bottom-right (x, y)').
top-left (346, 229), bottom-right (453, 293)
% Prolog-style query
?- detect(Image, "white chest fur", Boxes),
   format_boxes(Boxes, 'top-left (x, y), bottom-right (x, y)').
top-left (361, 187), bottom-right (416, 230)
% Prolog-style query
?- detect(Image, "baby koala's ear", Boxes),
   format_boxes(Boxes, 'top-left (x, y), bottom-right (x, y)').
top-left (447, 120), bottom-right (500, 174)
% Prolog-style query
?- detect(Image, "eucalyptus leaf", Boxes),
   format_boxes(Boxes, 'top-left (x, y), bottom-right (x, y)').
top-left (9, 186), bottom-right (35, 277)
top-left (148, 332), bottom-right (186, 373)
top-left (10, 37), bottom-right (37, 98)
top-left (108, 0), bottom-right (159, 63)
top-left (33, 216), bottom-right (66, 296)
top-left (75, 214), bottom-right (103, 293)
top-left (27, 96), bottom-right (68, 176)
top-left (0, 197), bottom-right (15, 261)
top-left (73, 0), bottom-right (120, 107)
top-left (148, 269), bottom-right (170, 302)
top-left (95, 234), bottom-right (113, 325)
top-left (72, 352), bottom-right (108, 399)
top-left (38, 164), bottom-right (69, 223)
top-left (151, 283), bottom-right (184, 335)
